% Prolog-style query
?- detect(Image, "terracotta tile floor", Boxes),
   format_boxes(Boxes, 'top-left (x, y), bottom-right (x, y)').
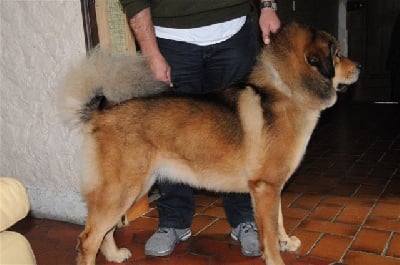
top-left (11, 103), bottom-right (400, 265)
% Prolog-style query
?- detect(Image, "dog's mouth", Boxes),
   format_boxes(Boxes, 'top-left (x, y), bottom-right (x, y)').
top-left (336, 84), bottom-right (348, 93)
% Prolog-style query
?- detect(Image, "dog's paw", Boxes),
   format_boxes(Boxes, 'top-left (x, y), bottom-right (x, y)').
top-left (105, 248), bottom-right (132, 263)
top-left (279, 236), bottom-right (301, 252)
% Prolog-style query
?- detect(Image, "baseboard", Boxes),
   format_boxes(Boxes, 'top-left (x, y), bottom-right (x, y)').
top-left (26, 186), bottom-right (87, 225)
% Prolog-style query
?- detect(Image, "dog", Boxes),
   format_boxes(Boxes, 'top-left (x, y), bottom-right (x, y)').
top-left (59, 22), bottom-right (360, 265)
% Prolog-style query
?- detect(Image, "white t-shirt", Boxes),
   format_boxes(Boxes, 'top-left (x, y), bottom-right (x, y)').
top-left (154, 16), bottom-right (246, 46)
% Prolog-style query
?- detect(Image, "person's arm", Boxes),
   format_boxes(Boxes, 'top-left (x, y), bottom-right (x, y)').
top-left (129, 8), bottom-right (171, 84)
top-left (259, 0), bottom-right (281, 44)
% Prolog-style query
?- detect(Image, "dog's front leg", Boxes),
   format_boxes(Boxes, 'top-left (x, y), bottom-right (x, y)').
top-left (100, 227), bottom-right (132, 262)
top-left (278, 200), bottom-right (301, 252)
top-left (249, 179), bottom-right (285, 265)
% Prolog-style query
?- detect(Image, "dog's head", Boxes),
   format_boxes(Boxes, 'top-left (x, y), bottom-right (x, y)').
top-left (257, 22), bottom-right (360, 110)
top-left (302, 27), bottom-right (361, 96)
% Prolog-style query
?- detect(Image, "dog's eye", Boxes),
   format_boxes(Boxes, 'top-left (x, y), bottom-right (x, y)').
top-left (306, 55), bottom-right (320, 67)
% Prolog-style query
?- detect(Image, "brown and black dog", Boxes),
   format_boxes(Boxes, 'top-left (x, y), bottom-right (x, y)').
top-left (59, 22), bottom-right (360, 265)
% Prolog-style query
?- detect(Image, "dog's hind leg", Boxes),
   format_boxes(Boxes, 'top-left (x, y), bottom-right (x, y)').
top-left (249, 180), bottom-right (284, 265)
top-left (278, 200), bottom-right (301, 252)
top-left (77, 183), bottom-right (141, 265)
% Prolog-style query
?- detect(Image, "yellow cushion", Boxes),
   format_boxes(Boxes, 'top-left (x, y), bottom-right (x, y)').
top-left (0, 177), bottom-right (30, 231)
top-left (0, 231), bottom-right (36, 264)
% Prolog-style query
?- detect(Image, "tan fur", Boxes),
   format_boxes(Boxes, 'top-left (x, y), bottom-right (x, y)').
top-left (60, 23), bottom-right (360, 265)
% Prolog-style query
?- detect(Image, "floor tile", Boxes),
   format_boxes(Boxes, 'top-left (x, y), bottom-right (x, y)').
top-left (299, 219), bottom-right (358, 237)
top-left (382, 178), bottom-right (400, 204)
top-left (190, 238), bottom-right (237, 257)
top-left (352, 184), bottom-right (385, 201)
top-left (167, 253), bottom-right (210, 265)
top-left (322, 195), bottom-right (355, 206)
top-left (343, 250), bottom-right (400, 265)
top-left (283, 216), bottom-right (303, 235)
top-left (350, 228), bottom-right (391, 255)
top-left (291, 194), bottom-right (323, 210)
top-left (191, 215), bottom-right (218, 236)
top-left (327, 192), bottom-right (375, 206)
top-left (195, 219), bottom-right (232, 241)
top-left (296, 256), bottom-right (333, 265)
top-left (281, 191), bottom-right (302, 207)
top-left (329, 183), bottom-right (360, 197)
top-left (132, 257), bottom-right (168, 265)
top-left (130, 216), bottom-right (159, 231)
top-left (364, 217), bottom-right (400, 233)
top-left (309, 204), bottom-right (343, 221)
top-left (370, 202), bottom-right (400, 220)
top-left (200, 206), bottom-right (226, 219)
top-left (335, 205), bottom-right (371, 225)
top-left (309, 234), bottom-right (352, 261)
top-left (285, 183), bottom-right (331, 194)
top-left (194, 193), bottom-right (220, 207)
top-left (292, 229), bottom-right (322, 256)
top-left (282, 207), bottom-right (310, 220)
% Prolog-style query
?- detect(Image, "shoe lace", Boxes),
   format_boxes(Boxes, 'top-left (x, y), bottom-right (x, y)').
top-left (241, 222), bottom-right (258, 234)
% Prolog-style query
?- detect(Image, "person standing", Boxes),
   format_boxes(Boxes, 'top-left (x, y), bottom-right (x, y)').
top-left (119, 0), bottom-right (280, 257)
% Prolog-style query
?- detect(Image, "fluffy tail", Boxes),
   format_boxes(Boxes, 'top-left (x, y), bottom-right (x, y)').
top-left (58, 48), bottom-right (166, 127)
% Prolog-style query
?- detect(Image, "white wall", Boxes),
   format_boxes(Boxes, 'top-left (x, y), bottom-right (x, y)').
top-left (1, 0), bottom-right (87, 224)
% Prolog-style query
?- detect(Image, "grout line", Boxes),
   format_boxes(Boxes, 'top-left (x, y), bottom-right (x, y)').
top-left (382, 231), bottom-right (395, 256)
top-left (387, 133), bottom-right (400, 150)
top-left (350, 183), bottom-right (362, 197)
top-left (287, 191), bottom-right (304, 208)
top-left (331, 205), bottom-right (346, 223)
top-left (378, 151), bottom-right (387, 163)
top-left (194, 198), bottom-right (220, 216)
top-left (302, 193), bottom-right (338, 256)
top-left (193, 217), bottom-right (220, 237)
top-left (286, 192), bottom-right (308, 235)
top-left (306, 232), bottom-right (325, 256)
top-left (337, 196), bottom-right (375, 263)
top-left (281, 190), bottom-right (306, 235)
top-left (288, 191), bottom-right (330, 251)
top-left (337, 166), bottom-right (397, 263)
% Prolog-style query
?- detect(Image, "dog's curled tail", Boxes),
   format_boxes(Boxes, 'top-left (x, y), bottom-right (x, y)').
top-left (58, 48), bottom-right (166, 127)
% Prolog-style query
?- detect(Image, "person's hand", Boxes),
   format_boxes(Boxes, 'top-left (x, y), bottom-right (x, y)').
top-left (146, 53), bottom-right (172, 85)
top-left (129, 8), bottom-right (172, 86)
top-left (259, 8), bottom-right (281, 45)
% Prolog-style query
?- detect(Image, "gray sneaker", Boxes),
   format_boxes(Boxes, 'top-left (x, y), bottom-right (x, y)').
top-left (230, 221), bottom-right (262, 257)
top-left (145, 227), bottom-right (191, 256)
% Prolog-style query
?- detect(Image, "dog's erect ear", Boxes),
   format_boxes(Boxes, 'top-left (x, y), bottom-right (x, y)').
top-left (329, 40), bottom-right (338, 60)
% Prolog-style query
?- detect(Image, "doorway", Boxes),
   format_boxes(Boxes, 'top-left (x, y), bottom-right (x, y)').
top-left (347, 0), bottom-right (400, 102)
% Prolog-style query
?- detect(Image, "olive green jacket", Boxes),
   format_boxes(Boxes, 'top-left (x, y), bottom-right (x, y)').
top-left (119, 0), bottom-right (252, 28)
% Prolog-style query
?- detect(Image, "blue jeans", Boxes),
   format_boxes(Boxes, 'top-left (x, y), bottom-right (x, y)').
top-left (156, 16), bottom-right (258, 229)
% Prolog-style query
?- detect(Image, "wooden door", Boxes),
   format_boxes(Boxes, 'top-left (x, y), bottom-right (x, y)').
top-left (347, 0), bottom-right (400, 102)
top-left (277, 0), bottom-right (339, 37)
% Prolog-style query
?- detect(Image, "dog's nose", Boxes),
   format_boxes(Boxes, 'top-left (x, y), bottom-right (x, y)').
top-left (356, 63), bottom-right (362, 70)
